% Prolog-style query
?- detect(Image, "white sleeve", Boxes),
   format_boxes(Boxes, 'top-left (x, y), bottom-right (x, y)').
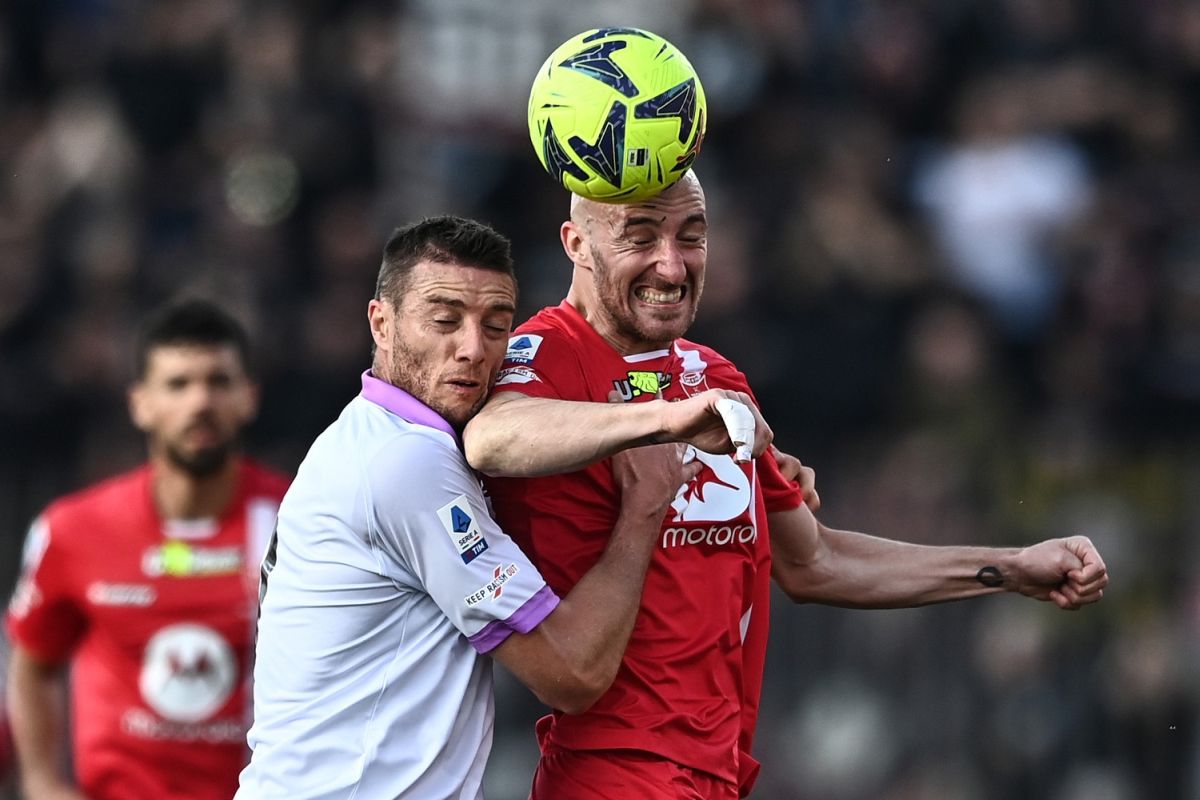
top-left (363, 430), bottom-right (559, 653)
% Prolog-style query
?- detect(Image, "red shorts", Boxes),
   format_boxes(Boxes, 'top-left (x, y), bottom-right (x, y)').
top-left (530, 719), bottom-right (738, 800)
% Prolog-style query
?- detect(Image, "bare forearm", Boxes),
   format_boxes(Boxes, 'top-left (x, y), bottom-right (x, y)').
top-left (464, 396), bottom-right (663, 477)
top-left (532, 508), bottom-right (658, 696)
top-left (492, 504), bottom-right (662, 713)
top-left (7, 651), bottom-right (80, 799)
top-left (776, 526), bottom-right (1020, 609)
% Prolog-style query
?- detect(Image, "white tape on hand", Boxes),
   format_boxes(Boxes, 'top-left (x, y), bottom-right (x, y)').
top-left (714, 398), bottom-right (755, 462)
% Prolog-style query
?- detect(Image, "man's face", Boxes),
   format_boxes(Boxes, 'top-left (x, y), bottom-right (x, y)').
top-left (578, 175), bottom-right (708, 352)
top-left (372, 261), bottom-right (516, 429)
top-left (130, 345), bottom-right (258, 477)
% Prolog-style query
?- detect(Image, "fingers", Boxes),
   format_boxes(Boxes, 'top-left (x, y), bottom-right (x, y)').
top-left (769, 445), bottom-right (801, 480)
top-left (714, 397), bottom-right (756, 462)
top-left (1063, 536), bottom-right (1109, 598)
top-left (803, 479), bottom-right (822, 512)
top-left (735, 392), bottom-right (773, 458)
top-left (1051, 582), bottom-right (1104, 610)
top-left (769, 445), bottom-right (821, 511)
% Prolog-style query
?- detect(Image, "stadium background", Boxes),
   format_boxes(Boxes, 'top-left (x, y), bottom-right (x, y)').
top-left (1, 0), bottom-right (1198, 798)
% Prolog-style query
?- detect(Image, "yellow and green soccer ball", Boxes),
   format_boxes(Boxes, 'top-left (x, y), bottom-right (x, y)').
top-left (528, 27), bottom-right (707, 203)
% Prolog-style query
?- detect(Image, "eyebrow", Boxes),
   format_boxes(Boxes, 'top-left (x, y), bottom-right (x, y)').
top-left (424, 294), bottom-right (516, 314)
top-left (621, 212), bottom-right (707, 231)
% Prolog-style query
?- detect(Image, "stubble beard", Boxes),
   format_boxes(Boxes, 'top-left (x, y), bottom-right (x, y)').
top-left (388, 335), bottom-right (490, 429)
top-left (164, 441), bottom-right (233, 478)
top-left (591, 246), bottom-right (699, 350)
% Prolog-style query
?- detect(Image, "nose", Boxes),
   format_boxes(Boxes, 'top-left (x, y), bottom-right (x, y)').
top-left (186, 381), bottom-right (218, 411)
top-left (654, 240), bottom-right (688, 284)
top-left (454, 321), bottom-right (488, 364)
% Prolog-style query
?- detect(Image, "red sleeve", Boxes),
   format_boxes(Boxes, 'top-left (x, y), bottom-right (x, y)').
top-left (491, 327), bottom-right (585, 401)
top-left (5, 514), bottom-right (87, 664)
top-left (759, 449), bottom-right (805, 513)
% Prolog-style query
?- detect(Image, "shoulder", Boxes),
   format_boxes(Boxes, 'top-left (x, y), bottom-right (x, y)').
top-left (362, 425), bottom-right (469, 493)
top-left (43, 466), bottom-right (148, 532)
top-left (674, 338), bottom-right (746, 384)
top-left (238, 459), bottom-right (292, 500)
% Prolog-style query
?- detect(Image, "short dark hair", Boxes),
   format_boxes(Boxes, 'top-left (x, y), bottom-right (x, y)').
top-left (376, 216), bottom-right (515, 306)
top-left (135, 298), bottom-right (252, 378)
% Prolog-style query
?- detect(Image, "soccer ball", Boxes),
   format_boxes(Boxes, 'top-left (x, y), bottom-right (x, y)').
top-left (528, 27), bottom-right (707, 203)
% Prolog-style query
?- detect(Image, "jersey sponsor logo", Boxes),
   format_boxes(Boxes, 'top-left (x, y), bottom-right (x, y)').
top-left (505, 334), bottom-right (544, 365)
top-left (87, 582), bottom-right (157, 607)
top-left (142, 542), bottom-right (243, 578)
top-left (496, 366), bottom-right (541, 386)
top-left (464, 563), bottom-right (519, 607)
top-left (612, 370), bottom-right (672, 401)
top-left (661, 448), bottom-right (757, 549)
top-left (661, 524), bottom-right (756, 549)
top-left (121, 708), bottom-right (245, 744)
top-left (437, 495), bottom-right (489, 565)
top-left (138, 623), bottom-right (237, 723)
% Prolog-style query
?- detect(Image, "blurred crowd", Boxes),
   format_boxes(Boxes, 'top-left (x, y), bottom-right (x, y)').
top-left (2, 0), bottom-right (1199, 798)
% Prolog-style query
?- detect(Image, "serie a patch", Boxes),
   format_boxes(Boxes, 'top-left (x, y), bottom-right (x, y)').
top-left (437, 494), bottom-right (489, 564)
top-left (505, 334), bottom-right (544, 365)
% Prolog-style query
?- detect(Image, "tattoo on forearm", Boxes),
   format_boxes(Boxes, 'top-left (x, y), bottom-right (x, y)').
top-left (976, 566), bottom-right (1003, 588)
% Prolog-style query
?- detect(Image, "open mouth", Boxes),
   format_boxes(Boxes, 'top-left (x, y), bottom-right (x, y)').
top-left (445, 378), bottom-right (482, 394)
top-left (634, 286), bottom-right (686, 305)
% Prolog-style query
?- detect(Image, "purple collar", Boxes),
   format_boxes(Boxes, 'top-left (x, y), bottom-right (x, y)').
top-left (360, 371), bottom-right (457, 439)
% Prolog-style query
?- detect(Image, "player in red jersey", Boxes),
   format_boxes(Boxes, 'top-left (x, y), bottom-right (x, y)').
top-left (463, 171), bottom-right (1109, 799)
top-left (5, 299), bottom-right (289, 800)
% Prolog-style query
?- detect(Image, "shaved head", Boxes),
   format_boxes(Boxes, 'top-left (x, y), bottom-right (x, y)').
top-left (561, 171), bottom-right (708, 353)
top-left (570, 171), bottom-right (703, 225)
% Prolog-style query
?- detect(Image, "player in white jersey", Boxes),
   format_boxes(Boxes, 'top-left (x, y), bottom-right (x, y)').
top-left (237, 216), bottom-right (748, 799)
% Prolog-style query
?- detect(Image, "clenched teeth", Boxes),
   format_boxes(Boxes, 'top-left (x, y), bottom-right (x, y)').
top-left (635, 287), bottom-right (683, 304)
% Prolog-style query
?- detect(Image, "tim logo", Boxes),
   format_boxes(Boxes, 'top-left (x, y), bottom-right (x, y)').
top-left (612, 370), bottom-right (672, 401)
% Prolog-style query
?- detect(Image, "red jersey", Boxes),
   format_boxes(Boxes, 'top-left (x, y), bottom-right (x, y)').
top-left (486, 302), bottom-right (803, 793)
top-left (5, 461), bottom-right (289, 800)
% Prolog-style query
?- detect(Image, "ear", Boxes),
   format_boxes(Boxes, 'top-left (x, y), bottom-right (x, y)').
top-left (128, 383), bottom-right (153, 433)
top-left (367, 299), bottom-right (393, 354)
top-left (561, 220), bottom-right (591, 270)
top-left (239, 381), bottom-right (262, 424)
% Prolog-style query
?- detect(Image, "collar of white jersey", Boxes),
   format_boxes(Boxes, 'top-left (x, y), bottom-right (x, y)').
top-left (360, 371), bottom-right (457, 440)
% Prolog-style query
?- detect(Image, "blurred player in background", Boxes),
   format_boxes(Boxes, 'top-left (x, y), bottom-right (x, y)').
top-left (5, 299), bottom-right (288, 800)
top-left (463, 171), bottom-right (1109, 799)
top-left (238, 216), bottom-right (760, 799)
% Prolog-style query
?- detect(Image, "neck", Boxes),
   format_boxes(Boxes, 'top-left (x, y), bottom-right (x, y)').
top-left (566, 280), bottom-right (645, 356)
top-left (149, 457), bottom-right (239, 520)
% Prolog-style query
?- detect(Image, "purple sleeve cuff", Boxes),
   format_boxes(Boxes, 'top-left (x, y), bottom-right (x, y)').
top-left (468, 585), bottom-right (560, 654)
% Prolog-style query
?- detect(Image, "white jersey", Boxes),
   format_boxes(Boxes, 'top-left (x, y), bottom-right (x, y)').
top-left (237, 373), bottom-right (558, 800)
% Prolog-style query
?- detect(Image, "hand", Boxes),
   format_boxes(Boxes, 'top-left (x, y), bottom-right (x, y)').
top-left (770, 445), bottom-right (821, 511)
top-left (658, 389), bottom-right (773, 460)
top-left (1009, 536), bottom-right (1108, 610)
top-left (611, 442), bottom-right (701, 524)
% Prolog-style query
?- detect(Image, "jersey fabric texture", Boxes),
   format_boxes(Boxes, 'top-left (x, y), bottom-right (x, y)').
top-left (237, 372), bottom-right (558, 800)
top-left (5, 460), bottom-right (288, 800)
top-left (486, 301), bottom-right (804, 796)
